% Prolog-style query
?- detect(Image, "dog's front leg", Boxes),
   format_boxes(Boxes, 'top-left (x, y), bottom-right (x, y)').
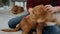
top-left (53, 18), bottom-right (60, 27)
top-left (36, 24), bottom-right (43, 34)
top-left (22, 27), bottom-right (31, 34)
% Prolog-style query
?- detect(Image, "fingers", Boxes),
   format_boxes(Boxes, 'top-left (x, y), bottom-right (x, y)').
top-left (45, 5), bottom-right (53, 13)
top-left (45, 5), bottom-right (56, 14)
top-left (45, 5), bottom-right (53, 10)
top-left (48, 7), bottom-right (56, 14)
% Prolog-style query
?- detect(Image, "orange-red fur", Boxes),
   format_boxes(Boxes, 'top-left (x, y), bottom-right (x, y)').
top-left (1, 5), bottom-right (60, 34)
top-left (11, 5), bottom-right (24, 14)
top-left (32, 5), bottom-right (60, 34)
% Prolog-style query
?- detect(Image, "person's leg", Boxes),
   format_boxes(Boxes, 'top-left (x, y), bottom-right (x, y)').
top-left (43, 25), bottom-right (60, 34)
top-left (8, 13), bottom-right (29, 29)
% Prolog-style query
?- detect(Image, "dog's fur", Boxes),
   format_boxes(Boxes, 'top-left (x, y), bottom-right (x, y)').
top-left (1, 5), bottom-right (60, 34)
top-left (33, 5), bottom-right (60, 34)
top-left (11, 5), bottom-right (24, 14)
top-left (11, 5), bottom-right (18, 13)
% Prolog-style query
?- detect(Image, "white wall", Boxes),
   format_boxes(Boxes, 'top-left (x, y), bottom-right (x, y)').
top-left (0, 0), bottom-right (27, 10)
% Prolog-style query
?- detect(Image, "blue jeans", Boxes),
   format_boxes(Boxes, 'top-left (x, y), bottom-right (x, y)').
top-left (43, 25), bottom-right (60, 34)
top-left (8, 13), bottom-right (29, 28)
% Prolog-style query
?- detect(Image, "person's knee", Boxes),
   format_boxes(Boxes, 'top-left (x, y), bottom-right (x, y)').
top-left (8, 18), bottom-right (18, 29)
top-left (8, 24), bottom-right (16, 29)
top-left (8, 16), bottom-right (23, 28)
top-left (8, 13), bottom-right (29, 29)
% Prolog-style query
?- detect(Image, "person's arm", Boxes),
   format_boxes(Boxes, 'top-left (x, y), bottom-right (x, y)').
top-left (26, 0), bottom-right (33, 13)
top-left (45, 0), bottom-right (60, 13)
top-left (51, 6), bottom-right (60, 13)
top-left (53, 0), bottom-right (60, 13)
top-left (45, 5), bottom-right (60, 13)
top-left (26, 0), bottom-right (33, 10)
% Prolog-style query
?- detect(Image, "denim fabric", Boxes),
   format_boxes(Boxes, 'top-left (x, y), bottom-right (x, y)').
top-left (8, 13), bottom-right (29, 28)
top-left (43, 25), bottom-right (60, 34)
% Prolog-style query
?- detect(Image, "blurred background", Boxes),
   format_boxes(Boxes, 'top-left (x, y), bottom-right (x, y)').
top-left (0, 0), bottom-right (26, 10)
top-left (0, 0), bottom-right (27, 34)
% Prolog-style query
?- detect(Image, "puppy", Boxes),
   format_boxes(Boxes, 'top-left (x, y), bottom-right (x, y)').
top-left (32, 5), bottom-right (60, 34)
top-left (11, 5), bottom-right (24, 14)
top-left (1, 5), bottom-right (60, 34)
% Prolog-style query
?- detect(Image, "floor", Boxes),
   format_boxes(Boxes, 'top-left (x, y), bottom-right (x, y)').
top-left (0, 9), bottom-right (28, 34)
top-left (0, 9), bottom-right (60, 34)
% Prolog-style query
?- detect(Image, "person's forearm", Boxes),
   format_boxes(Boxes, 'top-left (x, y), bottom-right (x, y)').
top-left (56, 6), bottom-right (60, 12)
top-left (28, 8), bottom-right (33, 11)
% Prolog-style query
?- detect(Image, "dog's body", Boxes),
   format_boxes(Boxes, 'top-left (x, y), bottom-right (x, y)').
top-left (11, 5), bottom-right (24, 14)
top-left (2, 13), bottom-right (38, 34)
top-left (33, 5), bottom-right (60, 34)
top-left (2, 5), bottom-right (60, 34)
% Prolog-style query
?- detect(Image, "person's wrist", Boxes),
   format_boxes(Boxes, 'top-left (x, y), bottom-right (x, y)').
top-left (55, 6), bottom-right (60, 12)
top-left (28, 8), bottom-right (33, 10)
top-left (28, 8), bottom-right (33, 12)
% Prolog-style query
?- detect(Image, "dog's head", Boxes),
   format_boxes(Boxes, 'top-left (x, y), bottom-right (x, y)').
top-left (17, 6), bottom-right (24, 14)
top-left (11, 5), bottom-right (18, 13)
top-left (32, 5), bottom-right (49, 23)
top-left (11, 5), bottom-right (24, 14)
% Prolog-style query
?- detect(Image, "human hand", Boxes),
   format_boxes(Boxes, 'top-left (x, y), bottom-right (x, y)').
top-left (28, 8), bottom-right (33, 12)
top-left (45, 5), bottom-right (53, 13)
top-left (28, 8), bottom-right (33, 14)
top-left (48, 6), bottom-right (60, 13)
top-left (45, 5), bottom-right (60, 13)
top-left (45, 5), bottom-right (53, 10)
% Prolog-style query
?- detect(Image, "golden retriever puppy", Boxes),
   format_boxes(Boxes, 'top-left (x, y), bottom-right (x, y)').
top-left (32, 5), bottom-right (60, 34)
top-left (1, 5), bottom-right (60, 34)
top-left (11, 5), bottom-right (24, 14)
